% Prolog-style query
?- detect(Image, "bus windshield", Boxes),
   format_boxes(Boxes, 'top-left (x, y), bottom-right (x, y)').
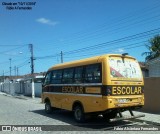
top-left (109, 57), bottom-right (142, 79)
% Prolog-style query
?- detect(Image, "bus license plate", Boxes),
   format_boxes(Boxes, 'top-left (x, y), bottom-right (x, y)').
top-left (117, 99), bottom-right (129, 103)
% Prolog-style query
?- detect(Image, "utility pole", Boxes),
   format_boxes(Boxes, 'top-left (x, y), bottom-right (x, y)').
top-left (29, 44), bottom-right (35, 99)
top-left (17, 67), bottom-right (18, 76)
top-left (61, 51), bottom-right (63, 63)
top-left (29, 44), bottom-right (34, 74)
top-left (14, 66), bottom-right (16, 76)
top-left (3, 70), bottom-right (4, 82)
top-left (9, 58), bottom-right (12, 77)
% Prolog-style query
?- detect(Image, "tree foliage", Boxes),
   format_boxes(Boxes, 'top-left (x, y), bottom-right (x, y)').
top-left (142, 35), bottom-right (160, 61)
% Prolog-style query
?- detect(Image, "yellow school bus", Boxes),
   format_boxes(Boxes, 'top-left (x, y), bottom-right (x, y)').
top-left (42, 54), bottom-right (145, 122)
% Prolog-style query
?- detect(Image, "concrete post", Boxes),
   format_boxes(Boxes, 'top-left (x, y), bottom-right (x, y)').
top-left (32, 79), bottom-right (35, 99)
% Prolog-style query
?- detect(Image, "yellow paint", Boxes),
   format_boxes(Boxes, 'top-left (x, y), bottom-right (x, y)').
top-left (42, 54), bottom-right (144, 113)
top-left (85, 87), bottom-right (101, 94)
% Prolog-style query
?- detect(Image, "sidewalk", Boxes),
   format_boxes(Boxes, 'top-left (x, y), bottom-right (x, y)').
top-left (0, 91), bottom-right (41, 103)
top-left (133, 111), bottom-right (160, 124)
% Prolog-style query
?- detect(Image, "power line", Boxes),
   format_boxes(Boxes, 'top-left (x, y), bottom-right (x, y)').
top-left (64, 42), bottom-right (146, 59)
top-left (68, 1), bottom-right (160, 37)
top-left (0, 58), bottom-right (29, 65)
top-left (3, 59), bottom-right (30, 75)
top-left (0, 45), bottom-right (27, 55)
top-left (2, 2), bottom-right (160, 74)
top-left (34, 27), bottom-right (160, 61)
top-left (33, 2), bottom-right (160, 51)
top-left (63, 28), bottom-right (160, 55)
top-left (36, 54), bottom-right (58, 60)
top-left (0, 45), bottom-right (24, 46)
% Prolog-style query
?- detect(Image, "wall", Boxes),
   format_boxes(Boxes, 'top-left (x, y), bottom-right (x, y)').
top-left (148, 57), bottom-right (160, 77)
top-left (23, 83), bottom-right (42, 97)
top-left (0, 82), bottom-right (42, 97)
top-left (1, 83), bottom-right (20, 95)
top-left (24, 83), bottom-right (32, 96)
top-left (35, 83), bottom-right (42, 97)
top-left (142, 77), bottom-right (160, 114)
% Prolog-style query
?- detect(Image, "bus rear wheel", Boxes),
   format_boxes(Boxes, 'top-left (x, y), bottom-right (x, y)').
top-left (73, 105), bottom-right (85, 122)
top-left (45, 101), bottom-right (52, 114)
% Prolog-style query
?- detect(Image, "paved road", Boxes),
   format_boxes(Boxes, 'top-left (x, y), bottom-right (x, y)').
top-left (0, 92), bottom-right (160, 133)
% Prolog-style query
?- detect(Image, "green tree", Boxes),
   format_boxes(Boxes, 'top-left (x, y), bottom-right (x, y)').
top-left (142, 35), bottom-right (160, 61)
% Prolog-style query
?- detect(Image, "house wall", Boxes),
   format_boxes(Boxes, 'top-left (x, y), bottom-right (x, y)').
top-left (141, 77), bottom-right (160, 113)
top-left (23, 82), bottom-right (42, 97)
top-left (0, 82), bottom-right (42, 97)
top-left (148, 58), bottom-right (160, 77)
top-left (149, 64), bottom-right (160, 77)
top-left (2, 83), bottom-right (19, 95)
top-left (142, 69), bottom-right (149, 77)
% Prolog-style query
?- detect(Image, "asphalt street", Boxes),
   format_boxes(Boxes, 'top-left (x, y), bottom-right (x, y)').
top-left (0, 92), bottom-right (160, 134)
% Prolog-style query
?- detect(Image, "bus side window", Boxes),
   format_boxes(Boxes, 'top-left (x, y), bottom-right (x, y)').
top-left (44, 71), bottom-right (52, 85)
top-left (62, 68), bottom-right (74, 84)
top-left (84, 64), bottom-right (101, 83)
top-left (74, 66), bottom-right (83, 84)
top-left (51, 70), bottom-right (62, 84)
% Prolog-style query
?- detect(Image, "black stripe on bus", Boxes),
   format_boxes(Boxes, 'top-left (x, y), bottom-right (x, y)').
top-left (43, 85), bottom-right (102, 95)
top-left (42, 85), bottom-right (144, 96)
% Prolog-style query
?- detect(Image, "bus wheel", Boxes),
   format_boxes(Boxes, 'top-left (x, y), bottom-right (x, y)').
top-left (73, 105), bottom-right (85, 122)
top-left (45, 101), bottom-right (52, 114)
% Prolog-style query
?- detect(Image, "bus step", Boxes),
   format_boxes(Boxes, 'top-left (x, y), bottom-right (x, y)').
top-left (109, 111), bottom-right (145, 122)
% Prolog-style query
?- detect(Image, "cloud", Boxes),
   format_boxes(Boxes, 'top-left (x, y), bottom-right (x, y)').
top-left (36, 18), bottom-right (58, 26)
top-left (115, 48), bottom-right (125, 53)
top-left (4, 52), bottom-right (23, 56)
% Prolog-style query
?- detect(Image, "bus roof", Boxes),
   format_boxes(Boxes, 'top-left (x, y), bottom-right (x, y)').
top-left (48, 54), bottom-right (135, 71)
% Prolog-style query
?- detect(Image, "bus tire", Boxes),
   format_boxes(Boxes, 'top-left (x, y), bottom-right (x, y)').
top-left (73, 105), bottom-right (85, 122)
top-left (45, 101), bottom-right (52, 114)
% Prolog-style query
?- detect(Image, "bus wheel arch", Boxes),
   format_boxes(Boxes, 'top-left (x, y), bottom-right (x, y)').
top-left (44, 97), bottom-right (50, 103)
top-left (72, 101), bottom-right (85, 122)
